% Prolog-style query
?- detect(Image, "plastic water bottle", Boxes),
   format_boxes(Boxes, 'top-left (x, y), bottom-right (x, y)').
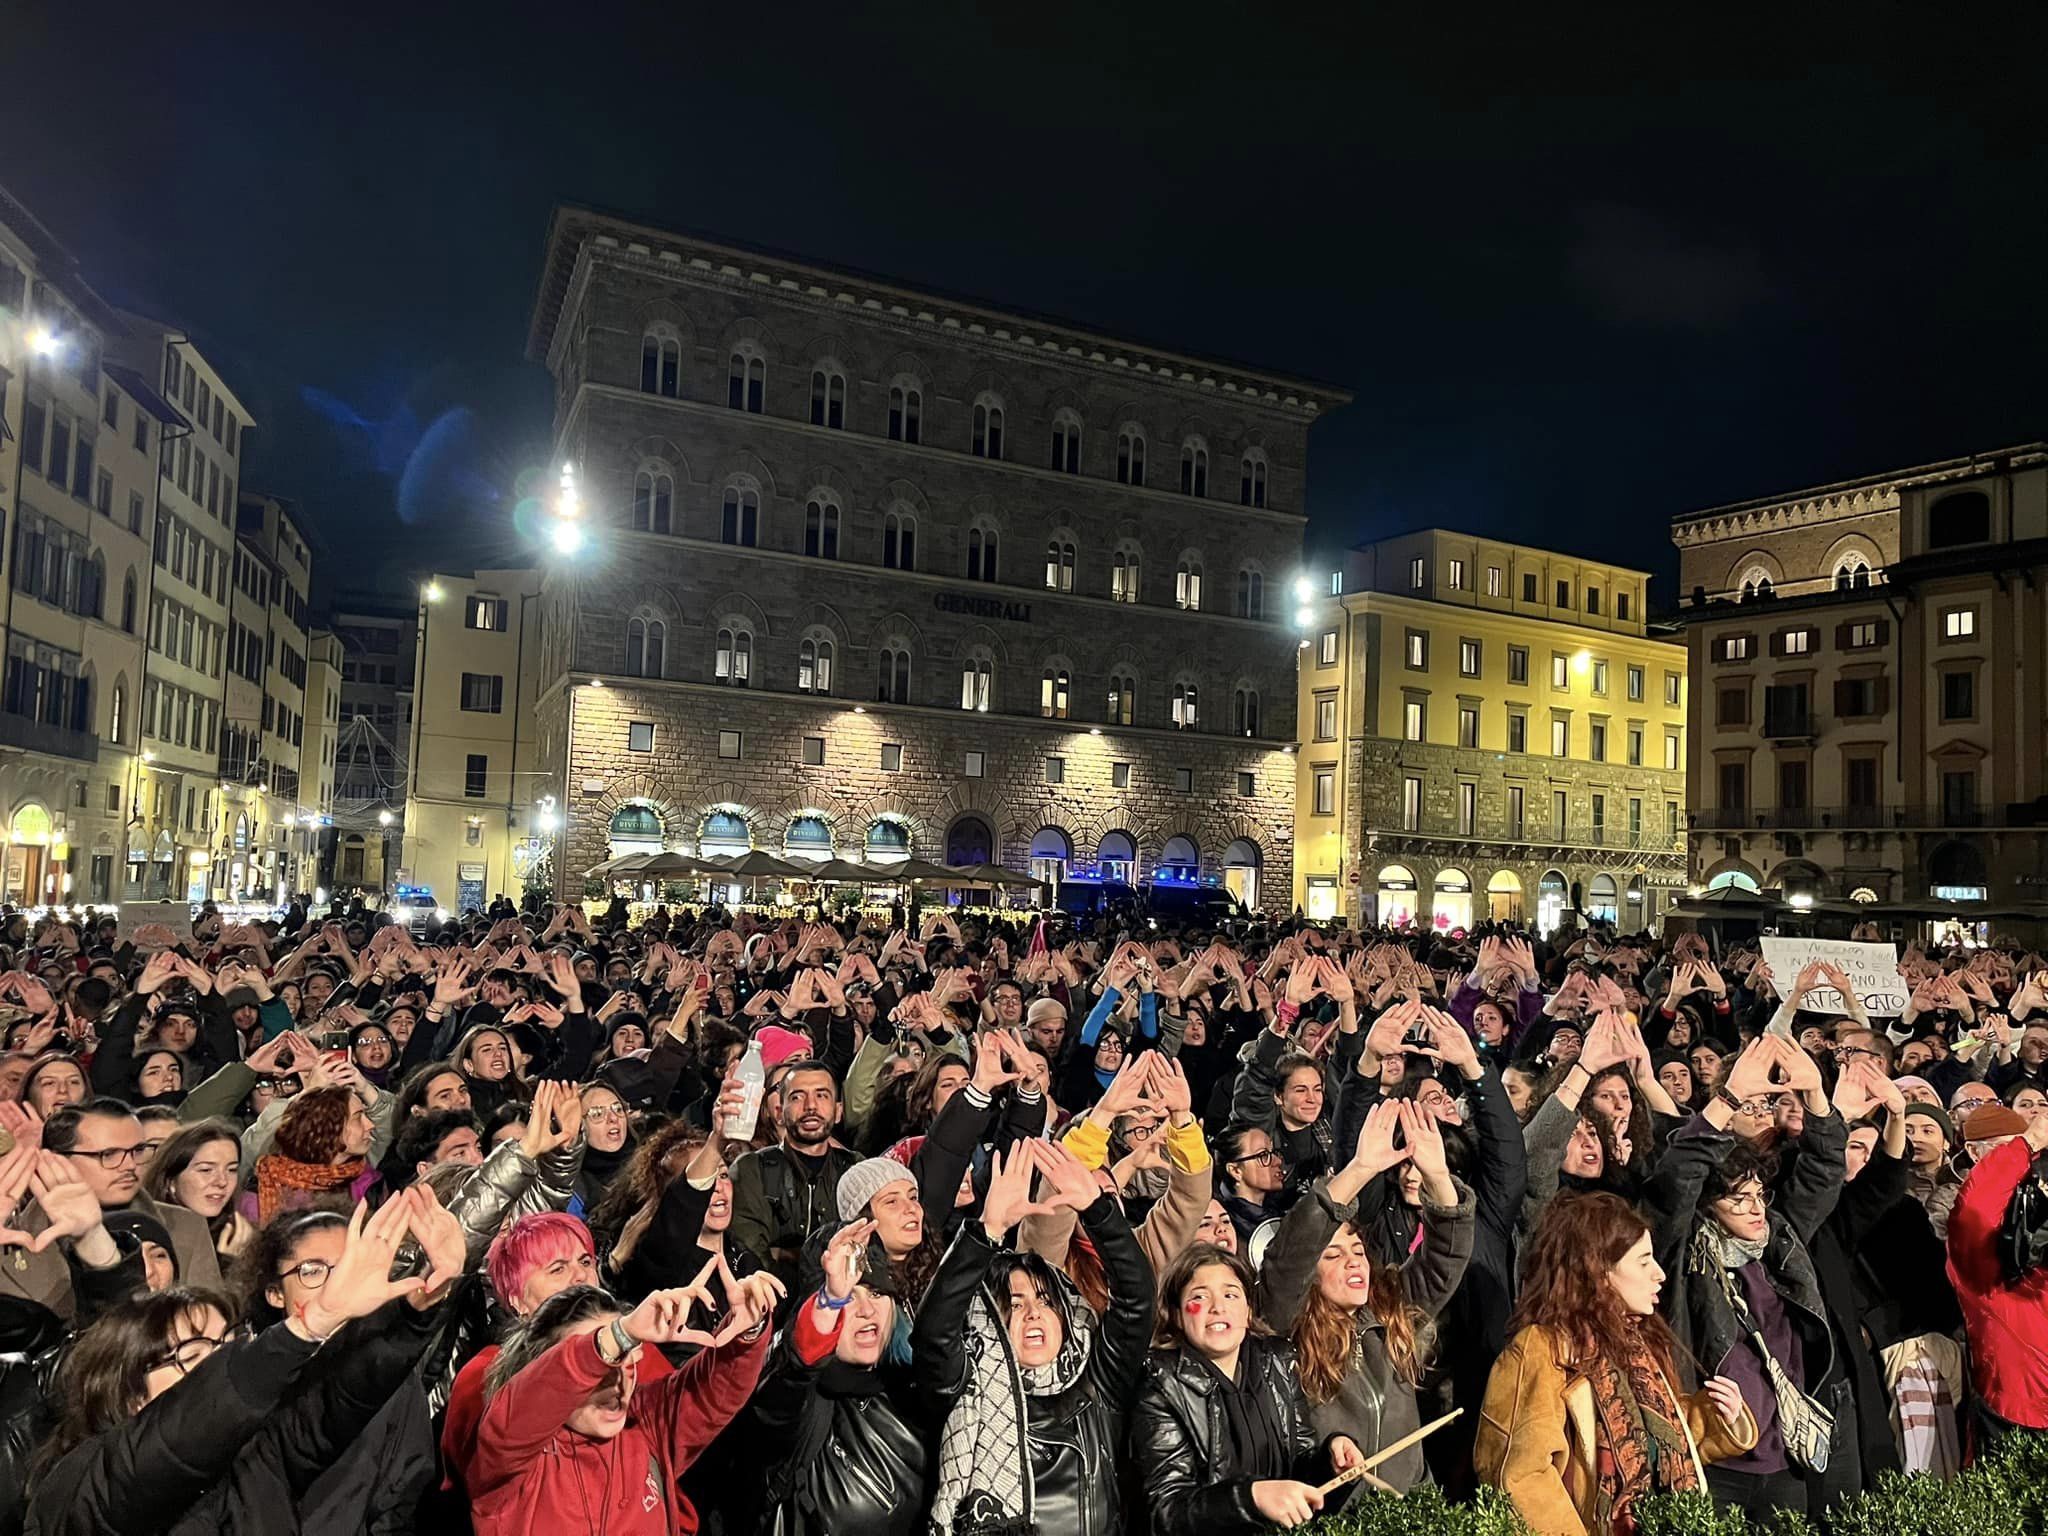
top-left (727, 1039), bottom-right (766, 1140)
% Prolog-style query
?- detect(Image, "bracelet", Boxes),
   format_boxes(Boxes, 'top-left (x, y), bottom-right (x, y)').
top-left (1714, 1085), bottom-right (1745, 1112)
top-left (816, 1290), bottom-right (854, 1311)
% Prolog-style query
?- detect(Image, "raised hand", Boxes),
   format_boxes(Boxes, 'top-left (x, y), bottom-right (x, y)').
top-left (1349, 1099), bottom-right (1413, 1180)
top-left (972, 1027), bottom-right (1024, 1094)
top-left (1026, 1137), bottom-right (1103, 1212)
top-left (820, 1218), bottom-right (876, 1303)
top-left (1149, 1053), bottom-right (1194, 1118)
top-left (299, 1197), bottom-right (429, 1335)
top-left (980, 1143), bottom-right (1061, 1236)
top-left (1397, 1099), bottom-right (1449, 1184)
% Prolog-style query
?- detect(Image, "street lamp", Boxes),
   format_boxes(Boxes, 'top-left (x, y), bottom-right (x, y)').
top-left (378, 809), bottom-right (394, 827)
top-left (1293, 575), bottom-right (1314, 604)
top-left (423, 581), bottom-right (443, 604)
top-left (27, 328), bottom-right (60, 359)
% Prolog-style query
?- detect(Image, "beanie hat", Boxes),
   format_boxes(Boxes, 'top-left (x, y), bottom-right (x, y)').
top-left (1963, 1104), bottom-right (2031, 1144)
top-left (103, 1209), bottom-right (178, 1274)
top-left (754, 1025), bottom-right (813, 1071)
top-left (836, 1156), bottom-right (916, 1222)
top-left (1026, 997), bottom-right (1067, 1030)
top-left (1905, 1102), bottom-right (1955, 1143)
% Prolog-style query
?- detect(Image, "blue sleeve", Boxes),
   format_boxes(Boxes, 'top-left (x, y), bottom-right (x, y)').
top-left (1139, 990), bottom-right (1160, 1041)
top-left (1080, 986), bottom-right (1121, 1046)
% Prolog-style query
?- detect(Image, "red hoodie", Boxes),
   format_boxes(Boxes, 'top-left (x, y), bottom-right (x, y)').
top-left (1946, 1134), bottom-right (2048, 1430)
top-left (470, 1325), bottom-right (767, 1535)
top-left (442, 1341), bottom-right (676, 1502)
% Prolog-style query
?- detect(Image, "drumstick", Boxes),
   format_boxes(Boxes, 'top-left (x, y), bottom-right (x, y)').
top-left (1312, 1408), bottom-right (1464, 1497)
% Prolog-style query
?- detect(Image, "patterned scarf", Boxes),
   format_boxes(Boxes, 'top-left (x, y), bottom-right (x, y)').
top-left (1689, 1222), bottom-right (1834, 1472)
top-left (1585, 1327), bottom-right (1699, 1535)
top-left (255, 1152), bottom-right (368, 1224)
top-left (930, 1257), bottom-right (1095, 1536)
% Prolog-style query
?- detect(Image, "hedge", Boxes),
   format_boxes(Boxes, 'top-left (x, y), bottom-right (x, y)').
top-left (1302, 1432), bottom-right (2048, 1536)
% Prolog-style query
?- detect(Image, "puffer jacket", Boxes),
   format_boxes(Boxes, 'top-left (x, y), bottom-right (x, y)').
top-left (1257, 1174), bottom-right (1475, 1491)
top-left (749, 1300), bottom-right (931, 1536)
top-left (914, 1195), bottom-right (1152, 1536)
top-left (1129, 1334), bottom-right (1341, 1535)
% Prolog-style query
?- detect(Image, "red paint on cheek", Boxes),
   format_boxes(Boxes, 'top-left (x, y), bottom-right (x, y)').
top-left (1185, 1300), bottom-right (1204, 1315)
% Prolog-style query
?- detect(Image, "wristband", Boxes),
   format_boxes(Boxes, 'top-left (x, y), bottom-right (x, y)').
top-left (1714, 1085), bottom-right (1744, 1113)
top-left (817, 1290), bottom-right (854, 1311)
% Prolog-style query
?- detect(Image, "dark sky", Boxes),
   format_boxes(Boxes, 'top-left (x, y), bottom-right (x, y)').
top-left (6, 3), bottom-right (2046, 611)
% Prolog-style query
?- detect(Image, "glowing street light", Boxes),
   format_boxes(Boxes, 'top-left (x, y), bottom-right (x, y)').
top-left (1293, 575), bottom-right (1314, 603)
top-left (549, 519), bottom-right (585, 555)
top-left (27, 328), bottom-right (60, 359)
top-left (1294, 605), bottom-right (1315, 629)
top-left (377, 810), bottom-right (394, 827)
top-left (423, 581), bottom-right (444, 603)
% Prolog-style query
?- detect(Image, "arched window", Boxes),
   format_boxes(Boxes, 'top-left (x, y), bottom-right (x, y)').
top-left (1833, 553), bottom-right (1872, 590)
top-left (785, 815), bottom-right (833, 860)
top-left (1736, 566), bottom-right (1773, 601)
top-left (1097, 831), bottom-right (1136, 884)
top-left (699, 810), bottom-right (752, 858)
top-left (81, 553), bottom-right (105, 620)
top-left (798, 637), bottom-right (834, 694)
top-left (1175, 559), bottom-right (1203, 611)
top-left (631, 467), bottom-right (674, 534)
top-left (109, 681), bottom-right (126, 746)
top-left (804, 497), bottom-right (840, 559)
top-left (720, 486), bottom-right (760, 546)
top-left (625, 616), bottom-right (666, 678)
top-left (887, 378), bottom-right (922, 443)
top-left (1041, 669), bottom-right (1071, 719)
top-left (1236, 568), bottom-right (1263, 619)
top-left (1240, 450), bottom-right (1268, 508)
top-left (1044, 539), bottom-right (1076, 592)
top-left (866, 818), bottom-right (913, 861)
top-left (1111, 547), bottom-right (1141, 603)
top-left (640, 329), bottom-right (680, 397)
top-left (1050, 410), bottom-right (1083, 473)
top-left (1159, 835), bottom-right (1200, 882)
top-left (883, 508), bottom-right (917, 571)
top-left (960, 654), bottom-right (992, 712)
top-left (121, 572), bottom-right (136, 633)
top-left (971, 395), bottom-right (1005, 459)
top-left (877, 645), bottom-right (912, 703)
top-left (726, 345), bottom-right (766, 413)
top-left (1171, 681), bottom-right (1199, 730)
top-left (1029, 827), bottom-right (1072, 887)
top-left (1179, 438), bottom-right (1209, 497)
top-left (967, 526), bottom-right (998, 583)
top-left (809, 366), bottom-right (846, 429)
top-left (1233, 686), bottom-right (1260, 737)
top-left (611, 804), bottom-right (665, 851)
top-left (1116, 426), bottom-right (1146, 486)
top-left (1107, 670), bottom-right (1136, 726)
top-left (714, 627), bottom-right (752, 687)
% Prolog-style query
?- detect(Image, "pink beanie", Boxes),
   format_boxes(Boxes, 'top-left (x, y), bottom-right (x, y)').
top-left (754, 1024), bottom-right (814, 1070)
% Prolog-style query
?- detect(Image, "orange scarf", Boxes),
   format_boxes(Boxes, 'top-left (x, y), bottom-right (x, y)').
top-left (255, 1152), bottom-right (369, 1223)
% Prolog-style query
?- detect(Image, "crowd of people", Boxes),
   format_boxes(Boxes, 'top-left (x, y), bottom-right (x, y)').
top-left (0, 894), bottom-right (2043, 1535)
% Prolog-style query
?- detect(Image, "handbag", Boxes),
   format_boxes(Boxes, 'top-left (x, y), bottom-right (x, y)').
top-left (1721, 1275), bottom-right (1835, 1473)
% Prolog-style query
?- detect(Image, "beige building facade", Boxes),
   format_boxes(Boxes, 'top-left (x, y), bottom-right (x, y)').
top-left (1294, 530), bottom-right (1688, 932)
top-left (401, 568), bottom-right (546, 910)
top-left (1674, 444), bottom-right (2048, 909)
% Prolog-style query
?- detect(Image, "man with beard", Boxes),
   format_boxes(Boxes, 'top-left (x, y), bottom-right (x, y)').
top-left (729, 1060), bottom-right (859, 1287)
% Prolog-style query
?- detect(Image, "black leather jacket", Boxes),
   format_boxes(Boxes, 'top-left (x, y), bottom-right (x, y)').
top-left (750, 1330), bottom-right (931, 1536)
top-left (1130, 1336), bottom-right (1339, 1536)
top-left (914, 1195), bottom-right (1152, 1536)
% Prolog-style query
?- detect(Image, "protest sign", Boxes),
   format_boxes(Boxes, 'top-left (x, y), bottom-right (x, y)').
top-left (1759, 936), bottom-right (1907, 1017)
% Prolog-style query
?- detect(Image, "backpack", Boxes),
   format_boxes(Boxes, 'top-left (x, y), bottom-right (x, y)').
top-left (1998, 1149), bottom-right (2048, 1284)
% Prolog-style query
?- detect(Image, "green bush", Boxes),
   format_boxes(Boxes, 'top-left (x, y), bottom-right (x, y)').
top-left (1304, 1433), bottom-right (2047, 1536)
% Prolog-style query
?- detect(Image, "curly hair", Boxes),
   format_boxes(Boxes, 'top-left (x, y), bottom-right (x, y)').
top-left (229, 1208), bottom-right (349, 1327)
top-left (1702, 1137), bottom-right (1776, 1208)
top-left (272, 1086), bottom-right (354, 1165)
top-left (1509, 1192), bottom-right (1678, 1382)
top-left (585, 1117), bottom-right (704, 1263)
top-left (1288, 1224), bottom-right (1431, 1402)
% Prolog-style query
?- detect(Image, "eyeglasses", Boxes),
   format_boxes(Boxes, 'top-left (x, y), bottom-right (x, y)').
top-left (277, 1258), bottom-right (334, 1289)
top-left (1228, 1149), bottom-right (1283, 1167)
top-left (1735, 1095), bottom-right (1787, 1117)
top-left (74, 1144), bottom-right (145, 1168)
top-left (584, 1104), bottom-right (628, 1123)
top-left (1717, 1188), bottom-right (1774, 1214)
top-left (149, 1332), bottom-right (232, 1376)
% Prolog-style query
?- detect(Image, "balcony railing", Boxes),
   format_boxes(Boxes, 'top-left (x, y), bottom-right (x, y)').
top-left (1391, 818), bottom-right (1684, 854)
top-left (1761, 711), bottom-right (1815, 739)
top-left (1691, 804), bottom-right (2026, 832)
top-left (0, 710), bottom-right (98, 763)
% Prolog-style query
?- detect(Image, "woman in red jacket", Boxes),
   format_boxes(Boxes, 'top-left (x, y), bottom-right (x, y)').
top-left (1945, 1106), bottom-right (2048, 1437)
top-left (469, 1255), bottom-right (784, 1535)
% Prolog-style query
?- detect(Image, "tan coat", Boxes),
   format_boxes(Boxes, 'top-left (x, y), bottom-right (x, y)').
top-left (0, 1189), bottom-right (223, 1321)
top-left (1475, 1324), bottom-right (1758, 1536)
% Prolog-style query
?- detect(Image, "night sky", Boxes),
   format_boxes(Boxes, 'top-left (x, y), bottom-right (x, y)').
top-left (6, 4), bottom-right (2046, 610)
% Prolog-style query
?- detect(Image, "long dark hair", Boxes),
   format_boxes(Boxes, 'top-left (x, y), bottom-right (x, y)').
top-left (586, 1119), bottom-right (703, 1263)
top-left (485, 1283), bottom-right (618, 1403)
top-left (1510, 1192), bottom-right (1679, 1380)
top-left (229, 1208), bottom-right (348, 1327)
top-left (33, 1286), bottom-right (239, 1479)
top-left (1151, 1243), bottom-right (1271, 1350)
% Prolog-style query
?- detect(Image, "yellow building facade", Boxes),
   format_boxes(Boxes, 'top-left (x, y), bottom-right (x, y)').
top-left (1293, 530), bottom-right (1689, 933)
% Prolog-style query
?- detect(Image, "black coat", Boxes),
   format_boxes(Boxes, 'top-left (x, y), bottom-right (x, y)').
top-left (748, 1326), bottom-right (932, 1536)
top-left (1129, 1336), bottom-right (1341, 1536)
top-left (914, 1195), bottom-right (1152, 1536)
top-left (26, 1301), bottom-right (436, 1536)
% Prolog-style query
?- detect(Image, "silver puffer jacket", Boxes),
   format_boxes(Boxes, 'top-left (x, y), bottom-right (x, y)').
top-left (396, 1134), bottom-right (585, 1414)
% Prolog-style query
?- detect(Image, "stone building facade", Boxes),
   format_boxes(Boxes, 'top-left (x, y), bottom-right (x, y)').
top-left (1294, 531), bottom-right (1689, 932)
top-left (1673, 444), bottom-right (2048, 911)
top-left (524, 207), bottom-right (1347, 912)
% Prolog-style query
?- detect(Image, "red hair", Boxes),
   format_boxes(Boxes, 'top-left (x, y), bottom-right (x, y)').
top-left (1510, 1192), bottom-right (1679, 1380)
top-left (485, 1212), bottom-right (595, 1304)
